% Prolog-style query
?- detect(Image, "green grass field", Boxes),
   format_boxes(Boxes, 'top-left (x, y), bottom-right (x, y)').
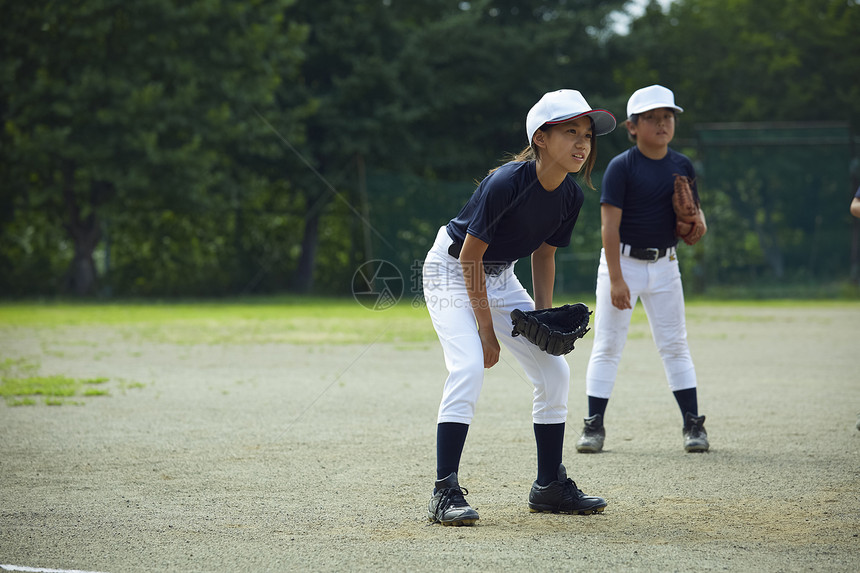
top-left (1, 296), bottom-right (857, 344)
top-left (0, 297), bottom-right (437, 344)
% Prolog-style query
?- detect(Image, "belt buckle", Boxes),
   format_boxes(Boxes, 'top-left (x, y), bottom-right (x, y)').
top-left (644, 248), bottom-right (659, 262)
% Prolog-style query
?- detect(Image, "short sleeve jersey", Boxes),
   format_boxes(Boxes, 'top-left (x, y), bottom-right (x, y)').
top-left (855, 186), bottom-right (860, 200)
top-left (446, 161), bottom-right (584, 264)
top-left (601, 146), bottom-right (698, 249)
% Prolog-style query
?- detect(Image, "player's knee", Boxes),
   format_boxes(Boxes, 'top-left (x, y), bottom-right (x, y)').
top-left (452, 358), bottom-right (485, 382)
top-left (533, 361), bottom-right (570, 415)
top-left (591, 334), bottom-right (626, 357)
top-left (657, 340), bottom-right (691, 362)
top-left (542, 355), bottom-right (570, 381)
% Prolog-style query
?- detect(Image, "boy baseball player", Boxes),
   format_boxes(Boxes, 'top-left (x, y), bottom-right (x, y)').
top-left (576, 85), bottom-right (710, 454)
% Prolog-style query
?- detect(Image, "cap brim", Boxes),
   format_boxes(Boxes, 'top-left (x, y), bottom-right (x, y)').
top-left (628, 104), bottom-right (684, 117)
top-left (546, 109), bottom-right (617, 136)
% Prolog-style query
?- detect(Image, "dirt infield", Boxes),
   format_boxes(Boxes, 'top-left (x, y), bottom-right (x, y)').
top-left (1, 303), bottom-right (859, 572)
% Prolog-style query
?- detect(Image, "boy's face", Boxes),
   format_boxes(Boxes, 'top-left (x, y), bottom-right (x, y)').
top-left (627, 107), bottom-right (676, 149)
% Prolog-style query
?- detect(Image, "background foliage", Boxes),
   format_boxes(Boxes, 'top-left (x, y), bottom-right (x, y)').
top-left (2, 0), bottom-right (859, 298)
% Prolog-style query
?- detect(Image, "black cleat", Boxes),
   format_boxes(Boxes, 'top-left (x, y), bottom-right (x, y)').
top-left (528, 464), bottom-right (607, 515)
top-left (575, 414), bottom-right (605, 453)
top-left (428, 472), bottom-right (479, 526)
top-left (683, 412), bottom-right (710, 452)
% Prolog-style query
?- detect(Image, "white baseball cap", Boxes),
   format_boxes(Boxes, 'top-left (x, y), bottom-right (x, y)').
top-left (526, 89), bottom-right (616, 144)
top-left (626, 85), bottom-right (684, 118)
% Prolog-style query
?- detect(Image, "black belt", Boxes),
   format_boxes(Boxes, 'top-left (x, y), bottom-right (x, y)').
top-left (448, 240), bottom-right (512, 276)
top-left (625, 246), bottom-right (670, 262)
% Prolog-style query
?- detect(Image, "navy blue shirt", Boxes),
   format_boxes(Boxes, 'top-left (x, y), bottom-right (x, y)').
top-left (601, 146), bottom-right (698, 249)
top-left (447, 161), bottom-right (584, 264)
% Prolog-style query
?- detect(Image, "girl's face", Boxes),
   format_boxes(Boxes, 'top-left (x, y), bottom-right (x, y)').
top-left (541, 116), bottom-right (593, 173)
top-left (628, 107), bottom-right (676, 148)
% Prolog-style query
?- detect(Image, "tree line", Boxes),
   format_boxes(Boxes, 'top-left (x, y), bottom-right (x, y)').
top-left (1, 0), bottom-right (858, 298)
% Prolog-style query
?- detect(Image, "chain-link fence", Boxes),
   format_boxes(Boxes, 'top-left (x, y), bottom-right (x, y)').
top-left (365, 122), bottom-right (859, 299)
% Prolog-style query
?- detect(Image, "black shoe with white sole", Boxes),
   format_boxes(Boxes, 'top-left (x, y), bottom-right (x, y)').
top-left (683, 412), bottom-right (710, 453)
top-left (427, 472), bottom-right (479, 526)
top-left (528, 464), bottom-right (607, 515)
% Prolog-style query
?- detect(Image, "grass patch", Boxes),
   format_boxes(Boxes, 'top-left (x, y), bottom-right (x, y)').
top-left (3, 375), bottom-right (80, 396)
top-left (0, 357), bottom-right (39, 375)
top-left (83, 387), bottom-right (110, 396)
top-left (0, 375), bottom-right (110, 406)
top-left (0, 358), bottom-right (116, 406)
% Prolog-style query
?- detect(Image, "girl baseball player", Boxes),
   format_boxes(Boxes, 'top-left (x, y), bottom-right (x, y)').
top-left (423, 89), bottom-right (616, 525)
top-left (576, 85), bottom-right (709, 455)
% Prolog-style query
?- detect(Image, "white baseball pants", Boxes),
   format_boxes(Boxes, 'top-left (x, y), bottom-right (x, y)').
top-left (423, 226), bottom-right (570, 425)
top-left (585, 247), bottom-right (697, 398)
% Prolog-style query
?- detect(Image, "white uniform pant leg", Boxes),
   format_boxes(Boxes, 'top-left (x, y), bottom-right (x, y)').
top-left (486, 269), bottom-right (571, 425)
top-left (638, 255), bottom-right (697, 391)
top-left (585, 249), bottom-right (646, 399)
top-left (423, 228), bottom-right (484, 425)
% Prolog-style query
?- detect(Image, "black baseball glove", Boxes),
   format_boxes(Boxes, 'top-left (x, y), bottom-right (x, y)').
top-left (510, 303), bottom-right (592, 356)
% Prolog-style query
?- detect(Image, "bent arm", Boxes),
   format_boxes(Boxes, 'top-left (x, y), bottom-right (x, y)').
top-left (459, 233), bottom-right (500, 368)
top-left (601, 204), bottom-right (631, 310)
top-left (851, 197), bottom-right (860, 219)
top-left (531, 242), bottom-right (557, 310)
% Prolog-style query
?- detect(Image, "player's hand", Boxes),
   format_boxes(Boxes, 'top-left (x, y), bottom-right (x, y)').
top-left (479, 327), bottom-right (501, 368)
top-left (610, 279), bottom-right (632, 310)
top-left (691, 211), bottom-right (708, 242)
top-left (679, 211), bottom-right (707, 245)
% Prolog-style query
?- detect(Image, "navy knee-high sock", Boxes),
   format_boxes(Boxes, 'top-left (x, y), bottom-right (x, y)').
top-left (673, 387), bottom-right (698, 418)
top-left (588, 396), bottom-right (609, 418)
top-left (436, 422), bottom-right (469, 480)
top-left (534, 423), bottom-right (565, 486)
